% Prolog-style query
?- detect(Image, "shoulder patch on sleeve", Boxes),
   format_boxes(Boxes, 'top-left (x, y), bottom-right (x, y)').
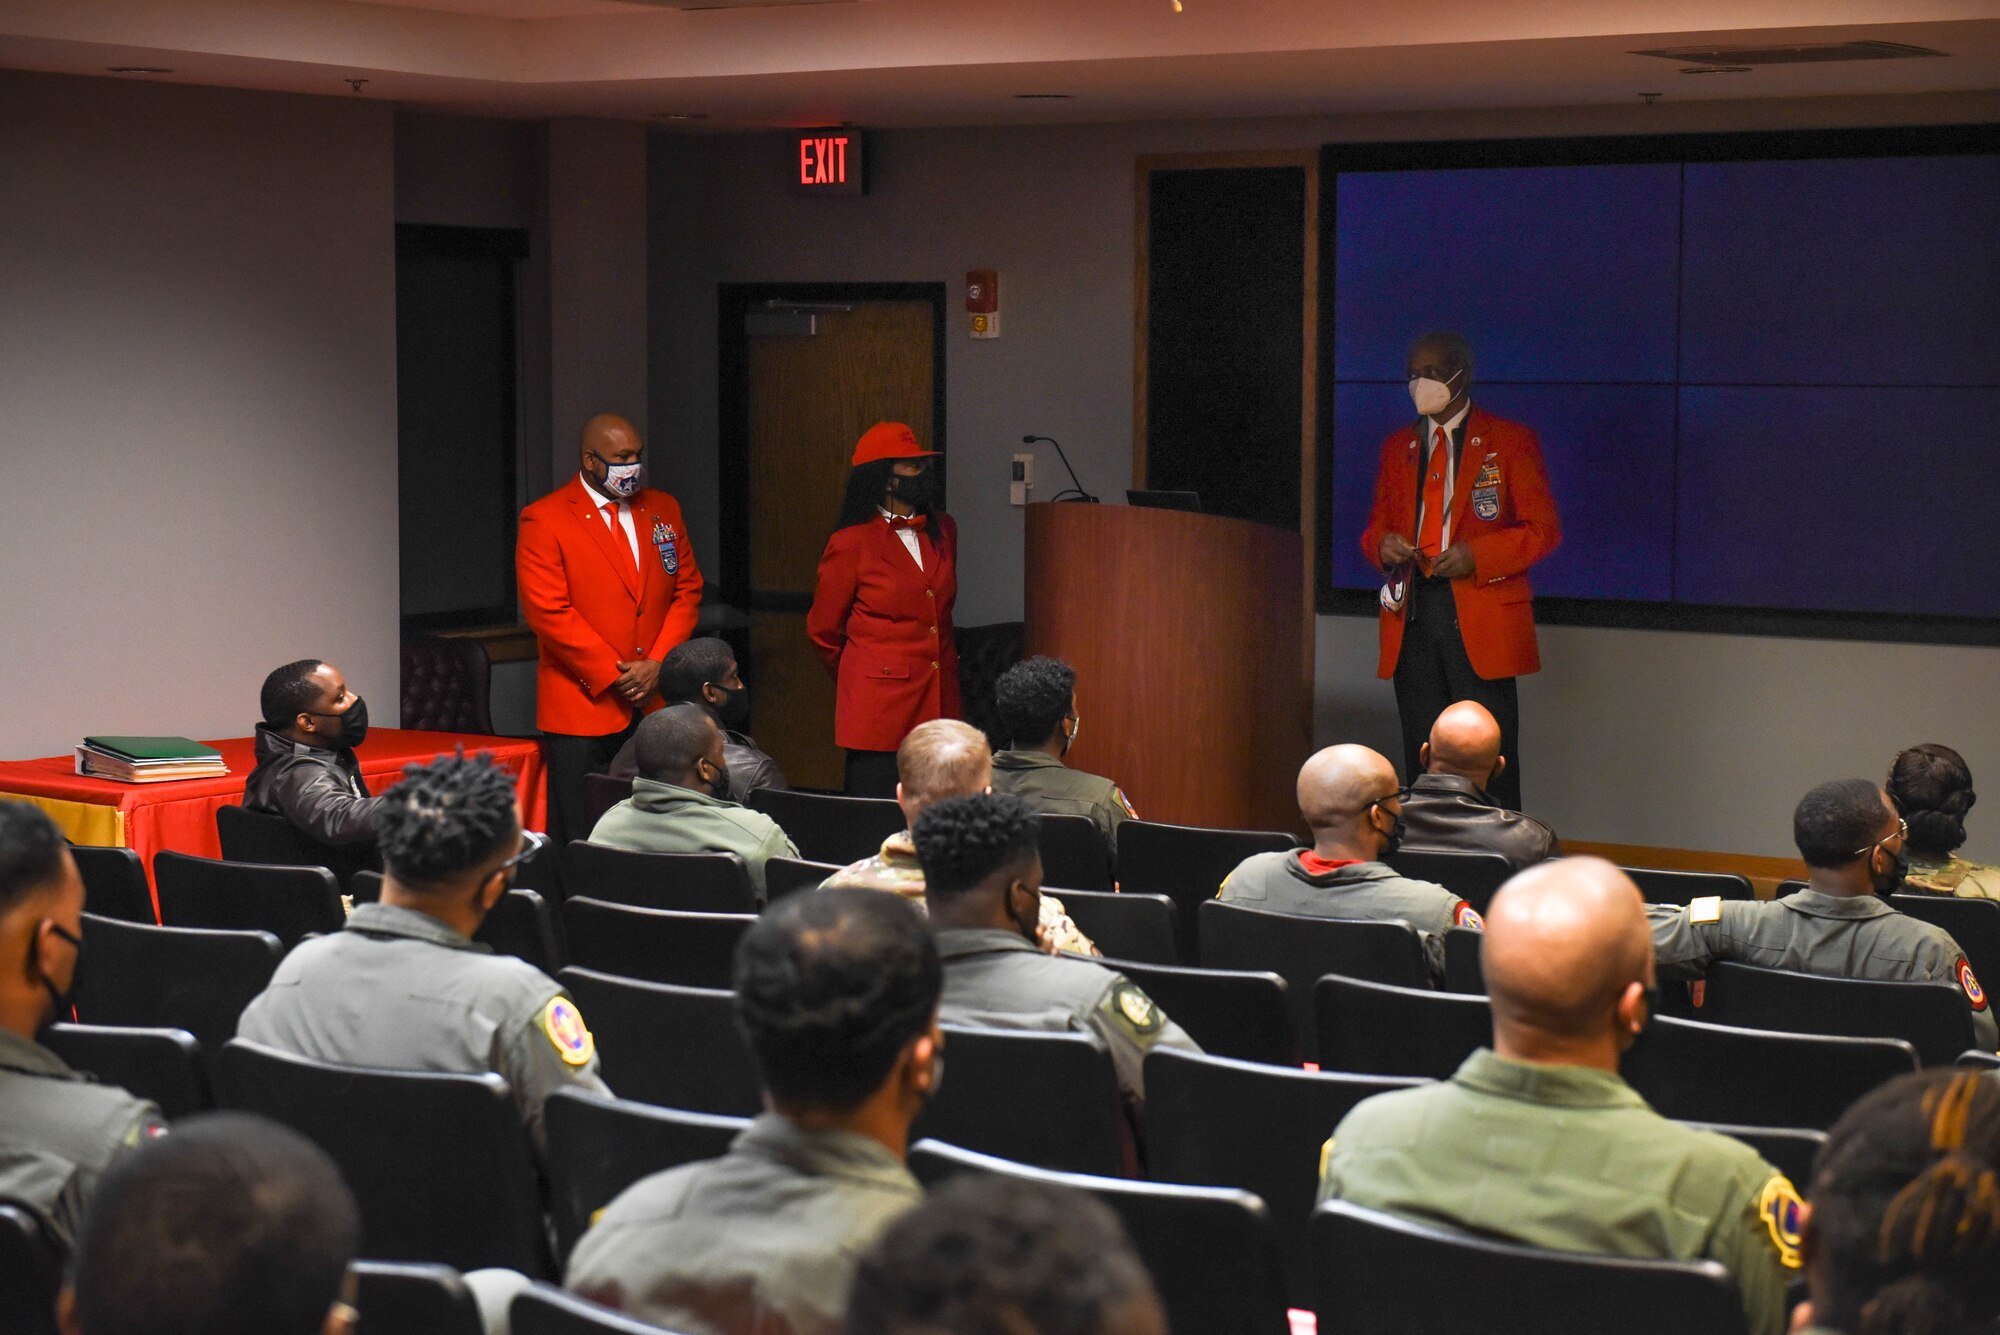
top-left (1757, 1174), bottom-right (1805, 1269)
top-left (1689, 895), bottom-right (1724, 924)
top-left (1113, 787), bottom-right (1137, 818)
top-left (1318, 1136), bottom-right (1335, 1181)
top-left (1101, 979), bottom-right (1166, 1039)
top-left (1958, 956), bottom-right (1988, 1011)
top-left (1453, 900), bottom-right (1484, 930)
top-left (539, 995), bottom-right (596, 1067)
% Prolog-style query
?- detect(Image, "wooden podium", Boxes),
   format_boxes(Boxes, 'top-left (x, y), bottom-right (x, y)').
top-left (1023, 502), bottom-right (1312, 833)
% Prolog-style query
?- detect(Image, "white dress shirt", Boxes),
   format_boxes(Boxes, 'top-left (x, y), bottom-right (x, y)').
top-left (1418, 402), bottom-right (1472, 550)
top-left (586, 477), bottom-right (641, 567)
top-left (879, 506), bottom-right (923, 571)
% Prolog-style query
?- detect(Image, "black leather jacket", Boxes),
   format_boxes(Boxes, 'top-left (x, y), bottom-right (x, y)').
top-left (1398, 773), bottom-right (1560, 871)
top-left (606, 728), bottom-right (788, 803)
top-left (243, 725), bottom-right (386, 847)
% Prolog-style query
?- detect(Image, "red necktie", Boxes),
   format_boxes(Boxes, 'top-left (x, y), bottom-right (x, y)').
top-left (887, 514), bottom-right (928, 531)
top-left (1416, 425), bottom-right (1449, 559)
top-left (605, 503), bottom-right (639, 581)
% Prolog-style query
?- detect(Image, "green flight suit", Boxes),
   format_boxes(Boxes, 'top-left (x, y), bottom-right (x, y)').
top-left (0, 1028), bottom-right (165, 1248)
top-left (1319, 1049), bottom-right (1799, 1335)
top-left (235, 902), bottom-right (610, 1150)
top-left (990, 749), bottom-right (1135, 859)
top-left (1648, 887), bottom-right (2000, 1051)
top-left (565, 1113), bottom-right (922, 1335)
top-left (589, 778), bottom-right (800, 904)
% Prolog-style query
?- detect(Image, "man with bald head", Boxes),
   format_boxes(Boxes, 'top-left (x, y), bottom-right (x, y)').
top-left (1397, 700), bottom-right (1559, 870)
top-left (1217, 744), bottom-right (1478, 978)
top-left (589, 704), bottom-right (797, 904)
top-left (519, 413), bottom-right (703, 842)
top-left (1319, 858), bottom-right (1798, 1335)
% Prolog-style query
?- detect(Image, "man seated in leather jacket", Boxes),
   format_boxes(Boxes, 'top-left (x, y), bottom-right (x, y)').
top-left (1398, 700), bottom-right (1560, 871)
top-left (244, 660), bottom-right (386, 861)
top-left (606, 637), bottom-right (787, 801)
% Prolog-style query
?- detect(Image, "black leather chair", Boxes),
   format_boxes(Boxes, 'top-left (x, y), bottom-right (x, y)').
top-left (1622, 866), bottom-right (1756, 906)
top-left (1893, 893), bottom-right (2000, 1009)
top-left (153, 849), bottom-right (342, 946)
top-left (543, 1091), bottom-right (749, 1259)
top-left (1384, 848), bottom-right (1515, 914)
top-left (217, 1040), bottom-right (548, 1276)
top-left (911, 1026), bottom-right (1126, 1178)
top-left (1106, 958), bottom-right (1295, 1066)
top-left (1442, 926), bottom-right (1485, 993)
top-left (351, 1261), bottom-right (485, 1335)
top-left (1198, 899), bottom-right (1431, 1047)
top-left (1622, 1013), bottom-right (1917, 1129)
top-left (1038, 813), bottom-right (1113, 891)
top-left (1697, 961), bottom-right (1975, 1066)
top-left (1055, 890), bottom-right (1179, 966)
top-left (216, 804), bottom-right (378, 887)
top-left (42, 1023), bottom-right (210, 1119)
top-left (476, 889), bottom-right (561, 973)
top-left (401, 633), bottom-right (497, 735)
top-left (1684, 1123), bottom-right (1826, 1192)
top-left (0, 1202), bottom-right (60, 1335)
top-left (1315, 974), bottom-right (1490, 1079)
top-left (746, 789), bottom-right (905, 865)
top-left (556, 968), bottom-right (762, 1116)
top-left (69, 844), bottom-right (154, 923)
top-left (561, 899), bottom-right (754, 991)
top-left (1116, 820), bottom-right (1296, 957)
top-left (1143, 1047), bottom-right (1425, 1309)
top-left (560, 842), bottom-right (757, 913)
top-left (1778, 880), bottom-right (1809, 896)
top-left (765, 856), bottom-right (841, 902)
top-left (1311, 1199), bottom-right (1749, 1335)
top-left (512, 1283), bottom-right (685, 1335)
top-left (909, 1140), bottom-right (1290, 1335)
top-left (578, 774), bottom-right (634, 840)
top-left (73, 914), bottom-right (282, 1050)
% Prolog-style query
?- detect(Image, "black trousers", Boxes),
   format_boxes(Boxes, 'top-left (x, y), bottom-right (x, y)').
top-left (1393, 579), bottom-right (1523, 811)
top-left (844, 749), bottom-right (901, 800)
top-left (542, 723), bottom-right (637, 844)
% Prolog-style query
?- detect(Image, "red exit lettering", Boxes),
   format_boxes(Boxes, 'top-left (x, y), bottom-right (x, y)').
top-left (798, 136), bottom-right (850, 186)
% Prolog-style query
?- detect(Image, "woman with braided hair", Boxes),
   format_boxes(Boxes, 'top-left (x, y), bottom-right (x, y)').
top-left (1798, 1068), bottom-right (2000, 1334)
top-left (1889, 745), bottom-right (2000, 901)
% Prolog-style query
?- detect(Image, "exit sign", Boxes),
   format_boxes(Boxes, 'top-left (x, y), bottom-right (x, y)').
top-left (789, 129), bottom-right (867, 196)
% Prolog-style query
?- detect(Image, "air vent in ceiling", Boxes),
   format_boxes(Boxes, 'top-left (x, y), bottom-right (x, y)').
top-left (1631, 40), bottom-right (1946, 66)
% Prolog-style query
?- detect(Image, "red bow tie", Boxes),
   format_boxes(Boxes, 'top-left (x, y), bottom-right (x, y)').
top-left (887, 514), bottom-right (927, 532)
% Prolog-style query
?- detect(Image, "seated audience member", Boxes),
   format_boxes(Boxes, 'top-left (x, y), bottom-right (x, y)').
top-left (1397, 700), bottom-right (1559, 869)
top-left (1651, 778), bottom-right (1998, 1051)
top-left (58, 1112), bottom-right (360, 1335)
top-left (1319, 857), bottom-right (1797, 1335)
top-left (918, 793), bottom-right (1197, 1108)
top-left (606, 637), bottom-right (788, 800)
top-left (565, 888), bottom-right (937, 1335)
top-left (1217, 743), bottom-right (1480, 978)
top-left (844, 1175), bottom-right (1167, 1335)
top-left (0, 802), bottom-right (164, 1248)
top-left (244, 658), bottom-right (385, 850)
top-left (989, 656), bottom-right (1136, 859)
top-left (1794, 1068), bottom-right (2000, 1335)
top-left (237, 752), bottom-right (607, 1149)
top-left (1888, 742), bottom-right (2000, 900)
top-left (824, 719), bottom-right (1093, 955)
top-left (588, 703), bottom-right (799, 903)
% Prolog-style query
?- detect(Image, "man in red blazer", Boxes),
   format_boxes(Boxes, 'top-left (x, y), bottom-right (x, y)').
top-left (1361, 332), bottom-right (1560, 811)
top-left (518, 413), bottom-right (703, 840)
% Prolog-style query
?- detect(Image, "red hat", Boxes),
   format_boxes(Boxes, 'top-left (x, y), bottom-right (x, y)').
top-left (851, 421), bottom-right (939, 467)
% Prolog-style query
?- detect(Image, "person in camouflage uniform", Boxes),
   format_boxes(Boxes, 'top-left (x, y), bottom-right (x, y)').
top-left (1888, 743), bottom-right (2000, 900)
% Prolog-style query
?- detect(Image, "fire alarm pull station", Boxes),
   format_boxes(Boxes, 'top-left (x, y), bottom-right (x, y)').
top-left (967, 270), bottom-right (1000, 338)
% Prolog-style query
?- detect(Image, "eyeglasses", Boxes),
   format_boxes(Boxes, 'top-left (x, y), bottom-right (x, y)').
top-left (1361, 787), bottom-right (1414, 815)
top-left (497, 830), bottom-right (549, 874)
top-left (1851, 817), bottom-right (1908, 861)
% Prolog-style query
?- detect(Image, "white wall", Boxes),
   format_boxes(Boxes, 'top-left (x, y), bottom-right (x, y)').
top-left (649, 88), bottom-right (2000, 859)
top-left (0, 71), bottom-right (399, 757)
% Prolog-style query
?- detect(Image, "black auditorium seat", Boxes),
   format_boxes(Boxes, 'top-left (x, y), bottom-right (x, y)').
top-left (0, 1202), bottom-right (62, 1335)
top-left (559, 842), bottom-right (756, 913)
top-left (1116, 820), bottom-right (1296, 957)
top-left (560, 899), bottom-right (753, 991)
top-left (41, 1023), bottom-right (211, 1119)
top-left (1891, 893), bottom-right (2000, 1010)
top-left (910, 1026), bottom-right (1125, 1178)
top-left (1384, 849), bottom-right (1515, 915)
top-left (1315, 974), bottom-right (1490, 1079)
top-left (216, 804), bottom-right (378, 886)
top-left (1442, 926), bottom-right (1485, 994)
top-left (73, 914), bottom-right (282, 1051)
top-left (1037, 813), bottom-right (1114, 891)
top-left (1198, 899), bottom-right (1430, 1047)
top-left (350, 1261), bottom-right (486, 1335)
top-left (542, 1091), bottom-right (749, 1260)
top-left (1620, 866), bottom-right (1756, 906)
top-left (1696, 961), bottom-right (1974, 1066)
top-left (1682, 1123), bottom-right (1826, 1192)
top-left (556, 968), bottom-right (762, 1117)
top-left (1107, 958), bottom-right (1294, 1066)
top-left (1054, 890), bottom-right (1179, 966)
top-left (745, 789), bottom-right (905, 866)
top-left (68, 844), bottom-right (154, 923)
top-left (577, 774), bottom-right (634, 840)
top-left (511, 1283), bottom-right (688, 1335)
top-left (764, 857), bottom-right (840, 902)
top-left (1622, 1013), bottom-right (1917, 1129)
top-left (153, 850), bottom-right (342, 947)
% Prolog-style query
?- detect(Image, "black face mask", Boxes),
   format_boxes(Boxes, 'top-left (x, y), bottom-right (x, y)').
top-left (1374, 804), bottom-right (1407, 858)
top-left (710, 683), bottom-right (750, 732)
top-left (311, 696), bottom-right (369, 750)
top-left (34, 922), bottom-right (82, 1027)
top-left (888, 470), bottom-right (936, 510)
top-left (1876, 845), bottom-right (1911, 895)
top-left (709, 760), bottom-right (734, 802)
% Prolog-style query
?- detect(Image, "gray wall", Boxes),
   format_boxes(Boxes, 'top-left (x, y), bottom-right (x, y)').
top-left (649, 90), bottom-right (2000, 860)
top-left (0, 70), bottom-right (400, 758)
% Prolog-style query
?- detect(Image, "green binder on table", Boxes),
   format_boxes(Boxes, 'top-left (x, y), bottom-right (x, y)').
top-left (82, 736), bottom-right (223, 762)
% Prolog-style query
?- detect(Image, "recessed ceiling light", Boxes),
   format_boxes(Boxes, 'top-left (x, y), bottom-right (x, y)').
top-left (107, 66), bottom-right (174, 74)
top-left (1014, 93), bottom-right (1073, 100)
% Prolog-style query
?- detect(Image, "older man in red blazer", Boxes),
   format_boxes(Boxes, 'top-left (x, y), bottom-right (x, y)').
top-left (518, 413), bottom-right (703, 840)
top-left (1361, 333), bottom-right (1560, 811)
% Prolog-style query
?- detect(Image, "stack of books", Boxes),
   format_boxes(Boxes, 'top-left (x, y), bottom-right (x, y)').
top-left (76, 736), bottom-right (228, 784)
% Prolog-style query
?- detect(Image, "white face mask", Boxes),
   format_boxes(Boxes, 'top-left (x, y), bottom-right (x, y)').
top-left (592, 454), bottom-right (644, 498)
top-left (1408, 367), bottom-right (1464, 418)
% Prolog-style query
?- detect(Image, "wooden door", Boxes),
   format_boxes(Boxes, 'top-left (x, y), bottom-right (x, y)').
top-left (745, 301), bottom-right (936, 790)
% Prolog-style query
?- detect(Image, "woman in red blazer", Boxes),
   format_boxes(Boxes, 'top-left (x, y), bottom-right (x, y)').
top-left (807, 422), bottom-right (960, 797)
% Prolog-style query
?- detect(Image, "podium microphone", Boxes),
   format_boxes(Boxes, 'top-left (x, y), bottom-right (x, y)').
top-left (1021, 435), bottom-right (1098, 503)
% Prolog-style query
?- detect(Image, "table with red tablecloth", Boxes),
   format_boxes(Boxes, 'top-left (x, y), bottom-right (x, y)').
top-left (0, 730), bottom-right (546, 890)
